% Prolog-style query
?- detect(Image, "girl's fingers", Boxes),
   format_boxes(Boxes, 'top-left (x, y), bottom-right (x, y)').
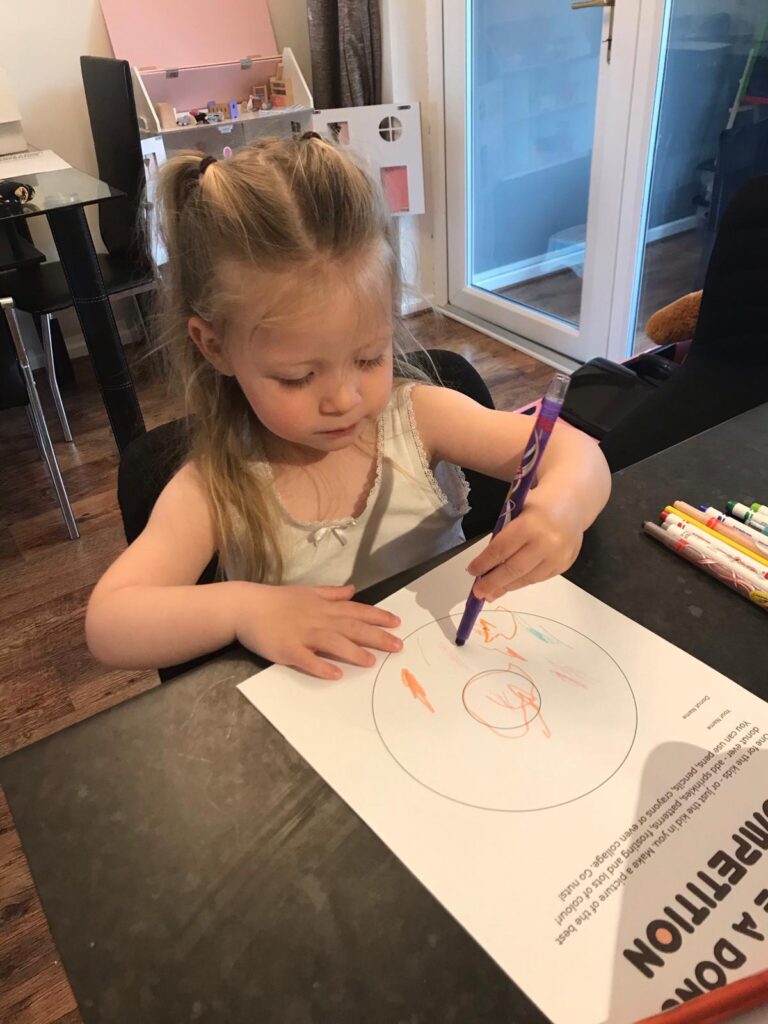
top-left (467, 527), bottom-right (527, 578)
top-left (291, 649), bottom-right (343, 680)
top-left (473, 546), bottom-right (543, 599)
top-left (343, 621), bottom-right (403, 654)
top-left (341, 602), bottom-right (401, 629)
top-left (317, 633), bottom-right (377, 669)
top-left (313, 584), bottom-right (356, 601)
top-left (492, 563), bottom-right (553, 597)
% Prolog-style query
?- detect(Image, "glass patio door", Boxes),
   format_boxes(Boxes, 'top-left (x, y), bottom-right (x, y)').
top-left (626, 2), bottom-right (768, 355)
top-left (444, 0), bottom-right (663, 364)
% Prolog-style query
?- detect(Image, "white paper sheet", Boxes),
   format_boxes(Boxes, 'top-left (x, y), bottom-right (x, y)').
top-left (238, 542), bottom-right (768, 1024)
top-left (0, 149), bottom-right (71, 178)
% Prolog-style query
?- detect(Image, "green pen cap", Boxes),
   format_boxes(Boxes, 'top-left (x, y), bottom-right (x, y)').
top-left (726, 500), bottom-right (736, 515)
top-left (751, 503), bottom-right (762, 513)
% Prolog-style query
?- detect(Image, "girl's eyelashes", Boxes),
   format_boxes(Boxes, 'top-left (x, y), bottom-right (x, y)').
top-left (275, 354), bottom-right (386, 388)
top-left (357, 353), bottom-right (386, 369)
top-left (278, 373), bottom-right (314, 389)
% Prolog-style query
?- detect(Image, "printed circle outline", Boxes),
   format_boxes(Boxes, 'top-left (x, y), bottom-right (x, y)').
top-left (371, 612), bottom-right (638, 813)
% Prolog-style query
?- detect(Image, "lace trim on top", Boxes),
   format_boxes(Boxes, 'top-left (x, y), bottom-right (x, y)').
top-left (252, 414), bottom-right (385, 533)
top-left (400, 383), bottom-right (471, 516)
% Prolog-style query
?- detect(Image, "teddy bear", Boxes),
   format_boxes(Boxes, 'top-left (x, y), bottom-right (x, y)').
top-left (645, 290), bottom-right (702, 345)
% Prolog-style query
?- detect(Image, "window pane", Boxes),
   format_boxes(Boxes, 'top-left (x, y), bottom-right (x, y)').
top-left (632, 4), bottom-right (768, 353)
top-left (469, 0), bottom-right (603, 327)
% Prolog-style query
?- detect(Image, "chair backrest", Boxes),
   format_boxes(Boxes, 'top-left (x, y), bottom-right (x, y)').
top-left (80, 55), bottom-right (148, 265)
top-left (692, 173), bottom-right (768, 362)
top-left (118, 418), bottom-right (194, 545)
top-left (600, 175), bottom-right (768, 472)
top-left (697, 120), bottom-right (768, 282)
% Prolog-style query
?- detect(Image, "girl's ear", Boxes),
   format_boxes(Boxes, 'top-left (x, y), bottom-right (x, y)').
top-left (188, 316), bottom-right (235, 375)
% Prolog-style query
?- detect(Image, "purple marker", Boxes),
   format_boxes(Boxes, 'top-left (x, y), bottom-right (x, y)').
top-left (455, 373), bottom-right (571, 646)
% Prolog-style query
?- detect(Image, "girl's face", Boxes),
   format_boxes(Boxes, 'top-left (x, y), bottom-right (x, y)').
top-left (190, 257), bottom-right (395, 453)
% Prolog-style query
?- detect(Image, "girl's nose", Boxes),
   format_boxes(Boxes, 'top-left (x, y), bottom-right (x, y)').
top-left (320, 379), bottom-right (362, 415)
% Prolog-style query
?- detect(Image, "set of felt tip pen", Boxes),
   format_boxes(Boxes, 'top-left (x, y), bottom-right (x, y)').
top-left (455, 372), bottom-right (571, 646)
top-left (642, 499), bottom-right (768, 612)
top-left (725, 497), bottom-right (768, 536)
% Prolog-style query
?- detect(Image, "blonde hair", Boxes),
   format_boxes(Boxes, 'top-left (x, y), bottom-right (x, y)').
top-left (155, 135), bottom-right (420, 582)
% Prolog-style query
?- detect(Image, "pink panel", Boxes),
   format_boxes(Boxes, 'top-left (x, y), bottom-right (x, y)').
top-left (143, 59), bottom-right (279, 111)
top-left (99, 0), bottom-right (277, 70)
top-left (380, 166), bottom-right (410, 214)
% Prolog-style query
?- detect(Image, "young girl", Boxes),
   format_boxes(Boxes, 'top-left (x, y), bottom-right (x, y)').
top-left (86, 136), bottom-right (611, 680)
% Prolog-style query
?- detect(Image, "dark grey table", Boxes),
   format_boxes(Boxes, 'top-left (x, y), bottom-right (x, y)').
top-left (0, 164), bottom-right (144, 450)
top-left (2, 405), bottom-right (767, 1023)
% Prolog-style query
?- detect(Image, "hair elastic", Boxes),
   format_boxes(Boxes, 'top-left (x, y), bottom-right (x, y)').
top-left (199, 154), bottom-right (217, 176)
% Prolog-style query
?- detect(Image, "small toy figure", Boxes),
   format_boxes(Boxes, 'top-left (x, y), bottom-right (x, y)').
top-left (0, 180), bottom-right (35, 205)
top-left (193, 111), bottom-right (208, 124)
top-left (249, 85), bottom-right (267, 111)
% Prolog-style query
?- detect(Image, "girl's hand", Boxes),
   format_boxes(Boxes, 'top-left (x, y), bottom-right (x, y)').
top-left (235, 583), bottom-right (402, 680)
top-left (465, 497), bottom-right (583, 601)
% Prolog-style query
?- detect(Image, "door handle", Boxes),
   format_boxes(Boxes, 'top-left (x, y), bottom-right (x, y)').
top-left (571, 0), bottom-right (616, 62)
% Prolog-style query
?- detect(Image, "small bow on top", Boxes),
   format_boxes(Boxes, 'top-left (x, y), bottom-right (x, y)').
top-left (309, 522), bottom-right (355, 547)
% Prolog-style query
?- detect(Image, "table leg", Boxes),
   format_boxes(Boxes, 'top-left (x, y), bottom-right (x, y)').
top-left (46, 205), bottom-right (145, 451)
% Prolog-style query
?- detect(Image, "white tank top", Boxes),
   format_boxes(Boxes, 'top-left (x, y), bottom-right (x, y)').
top-left (226, 383), bottom-right (469, 591)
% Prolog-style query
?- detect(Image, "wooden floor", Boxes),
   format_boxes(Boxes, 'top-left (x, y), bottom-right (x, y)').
top-left (0, 311), bottom-right (552, 1024)
top-left (502, 229), bottom-right (702, 350)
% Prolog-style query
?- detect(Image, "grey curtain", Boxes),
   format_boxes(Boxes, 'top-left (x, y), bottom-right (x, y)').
top-left (307, 0), bottom-right (382, 109)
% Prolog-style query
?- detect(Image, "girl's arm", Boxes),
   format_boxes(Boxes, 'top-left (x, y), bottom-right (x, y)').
top-left (86, 464), bottom-right (401, 675)
top-left (86, 463), bottom-right (240, 667)
top-left (412, 384), bottom-right (611, 599)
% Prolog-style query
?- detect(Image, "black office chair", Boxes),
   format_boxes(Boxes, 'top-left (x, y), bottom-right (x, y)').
top-left (1, 297), bottom-right (78, 538)
top-left (117, 349), bottom-right (509, 681)
top-left (0, 56), bottom-right (155, 443)
top-left (696, 118), bottom-right (768, 286)
top-left (600, 175), bottom-right (768, 472)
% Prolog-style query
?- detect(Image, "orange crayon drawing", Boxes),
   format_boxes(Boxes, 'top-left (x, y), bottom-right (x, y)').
top-left (487, 684), bottom-right (551, 739)
top-left (401, 668), bottom-right (435, 713)
top-left (463, 665), bottom-right (551, 740)
top-left (477, 615), bottom-right (519, 646)
top-left (474, 615), bottom-right (527, 662)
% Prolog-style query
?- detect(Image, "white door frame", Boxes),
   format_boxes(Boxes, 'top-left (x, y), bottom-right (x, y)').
top-left (435, 0), bottom-right (669, 366)
top-left (424, 0), bottom-right (450, 309)
top-left (605, 0), bottom-right (671, 362)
